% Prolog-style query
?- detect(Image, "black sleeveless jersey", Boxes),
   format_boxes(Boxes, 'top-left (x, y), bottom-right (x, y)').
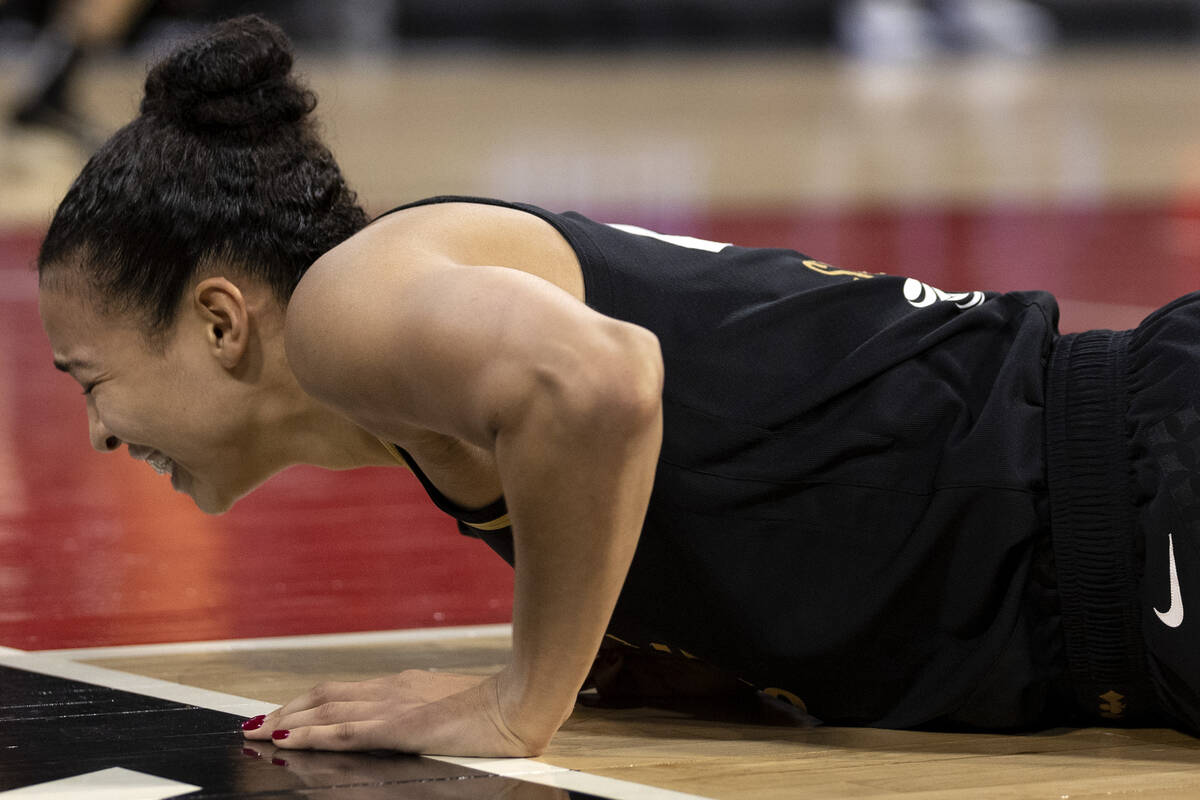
top-left (377, 196), bottom-right (1065, 729)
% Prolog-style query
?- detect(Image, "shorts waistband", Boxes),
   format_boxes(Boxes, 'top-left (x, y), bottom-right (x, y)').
top-left (1046, 328), bottom-right (1154, 723)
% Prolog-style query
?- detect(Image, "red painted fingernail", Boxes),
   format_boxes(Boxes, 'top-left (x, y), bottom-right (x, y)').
top-left (272, 729), bottom-right (290, 740)
top-left (271, 757), bottom-right (288, 767)
top-left (241, 715), bottom-right (265, 731)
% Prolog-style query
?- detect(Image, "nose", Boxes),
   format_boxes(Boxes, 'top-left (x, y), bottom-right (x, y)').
top-left (87, 406), bottom-right (121, 452)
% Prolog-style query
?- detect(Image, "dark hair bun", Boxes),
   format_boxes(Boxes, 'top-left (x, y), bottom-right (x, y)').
top-left (141, 15), bottom-right (315, 134)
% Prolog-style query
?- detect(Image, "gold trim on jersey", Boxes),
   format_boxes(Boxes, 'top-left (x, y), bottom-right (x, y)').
top-left (377, 438), bottom-right (512, 531)
top-left (377, 437), bottom-right (412, 469)
top-left (801, 259), bottom-right (878, 280)
top-left (464, 514), bottom-right (513, 532)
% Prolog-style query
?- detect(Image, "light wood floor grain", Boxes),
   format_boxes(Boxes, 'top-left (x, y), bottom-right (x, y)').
top-left (84, 634), bottom-right (1200, 800)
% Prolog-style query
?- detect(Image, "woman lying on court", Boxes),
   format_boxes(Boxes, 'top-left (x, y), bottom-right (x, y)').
top-left (37, 15), bottom-right (1200, 756)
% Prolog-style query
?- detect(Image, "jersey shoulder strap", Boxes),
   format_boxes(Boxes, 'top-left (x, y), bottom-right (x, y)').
top-left (379, 440), bottom-right (511, 532)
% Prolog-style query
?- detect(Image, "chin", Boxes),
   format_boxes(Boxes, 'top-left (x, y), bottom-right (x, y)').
top-left (191, 490), bottom-right (236, 515)
top-left (180, 466), bottom-right (267, 515)
top-left (185, 478), bottom-right (240, 515)
top-left (191, 475), bottom-right (273, 515)
top-left (195, 496), bottom-right (236, 515)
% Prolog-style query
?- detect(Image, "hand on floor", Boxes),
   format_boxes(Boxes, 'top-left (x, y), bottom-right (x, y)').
top-left (241, 669), bottom-right (545, 757)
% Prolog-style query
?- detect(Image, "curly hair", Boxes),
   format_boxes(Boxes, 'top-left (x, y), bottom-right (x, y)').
top-left (38, 15), bottom-right (369, 339)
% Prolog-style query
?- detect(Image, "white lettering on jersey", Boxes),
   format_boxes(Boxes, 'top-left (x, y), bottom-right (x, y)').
top-left (607, 223), bottom-right (732, 253)
top-left (903, 277), bottom-right (985, 310)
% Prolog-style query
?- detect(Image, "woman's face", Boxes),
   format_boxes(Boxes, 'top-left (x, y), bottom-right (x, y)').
top-left (38, 284), bottom-right (265, 514)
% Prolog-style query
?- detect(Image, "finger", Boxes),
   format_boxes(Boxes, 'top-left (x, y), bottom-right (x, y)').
top-left (271, 700), bottom-right (389, 735)
top-left (244, 698), bottom-right (392, 742)
top-left (271, 719), bottom-right (397, 752)
top-left (278, 681), bottom-right (387, 716)
top-left (241, 711), bottom-right (280, 740)
top-left (247, 679), bottom-right (393, 737)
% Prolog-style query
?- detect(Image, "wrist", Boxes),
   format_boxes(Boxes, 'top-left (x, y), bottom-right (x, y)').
top-left (493, 666), bottom-right (572, 754)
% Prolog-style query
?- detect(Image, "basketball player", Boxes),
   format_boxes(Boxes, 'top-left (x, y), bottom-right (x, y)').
top-left (36, 16), bottom-right (1200, 757)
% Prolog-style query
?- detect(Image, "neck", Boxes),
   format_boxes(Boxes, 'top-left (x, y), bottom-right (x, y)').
top-left (245, 350), bottom-right (399, 472)
top-left (295, 400), bottom-right (399, 470)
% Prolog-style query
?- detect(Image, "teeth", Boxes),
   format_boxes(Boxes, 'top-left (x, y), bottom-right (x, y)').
top-left (146, 453), bottom-right (174, 475)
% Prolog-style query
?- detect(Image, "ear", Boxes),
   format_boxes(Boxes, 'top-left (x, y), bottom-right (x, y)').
top-left (192, 277), bottom-right (250, 369)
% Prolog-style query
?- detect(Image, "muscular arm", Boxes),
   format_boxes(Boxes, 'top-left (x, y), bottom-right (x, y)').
top-left (266, 233), bottom-right (663, 755)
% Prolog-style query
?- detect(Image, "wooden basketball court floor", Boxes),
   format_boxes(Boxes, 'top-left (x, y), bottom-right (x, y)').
top-left (5, 43), bottom-right (1200, 798)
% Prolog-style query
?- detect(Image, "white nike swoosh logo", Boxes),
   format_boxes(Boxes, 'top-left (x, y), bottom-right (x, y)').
top-left (1155, 533), bottom-right (1184, 629)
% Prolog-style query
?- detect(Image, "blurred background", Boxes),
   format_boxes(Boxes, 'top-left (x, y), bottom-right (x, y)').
top-left (5, 0), bottom-right (1200, 223)
top-left (3, 1), bottom-right (1200, 651)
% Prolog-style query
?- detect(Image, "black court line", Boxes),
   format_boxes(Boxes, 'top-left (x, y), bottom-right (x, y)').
top-left (0, 665), bottom-right (609, 798)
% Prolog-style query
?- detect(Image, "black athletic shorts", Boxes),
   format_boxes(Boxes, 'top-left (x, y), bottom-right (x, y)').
top-left (1049, 290), bottom-right (1200, 731)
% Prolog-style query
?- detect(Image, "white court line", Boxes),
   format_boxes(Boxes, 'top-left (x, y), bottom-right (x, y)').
top-left (37, 623), bottom-right (513, 660)
top-left (1, 641), bottom-right (709, 800)
top-left (0, 651), bottom-right (273, 717)
top-left (0, 767), bottom-right (200, 800)
top-left (0, 645), bottom-right (27, 656)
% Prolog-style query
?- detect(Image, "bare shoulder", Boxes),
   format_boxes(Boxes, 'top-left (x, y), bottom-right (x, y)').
top-left (311, 201), bottom-right (585, 303)
top-left (281, 200), bottom-right (606, 442)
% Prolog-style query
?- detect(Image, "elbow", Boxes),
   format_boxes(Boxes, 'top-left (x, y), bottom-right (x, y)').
top-left (503, 320), bottom-right (663, 443)
top-left (573, 321), bottom-right (664, 438)
top-left (613, 324), bottom-right (664, 426)
top-left (491, 320), bottom-right (662, 463)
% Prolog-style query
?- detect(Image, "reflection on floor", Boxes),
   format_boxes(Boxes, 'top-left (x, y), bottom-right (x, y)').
top-left (0, 664), bottom-right (604, 799)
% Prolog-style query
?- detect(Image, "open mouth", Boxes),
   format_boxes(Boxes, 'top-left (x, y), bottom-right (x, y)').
top-left (131, 447), bottom-right (175, 477)
top-left (146, 452), bottom-right (175, 476)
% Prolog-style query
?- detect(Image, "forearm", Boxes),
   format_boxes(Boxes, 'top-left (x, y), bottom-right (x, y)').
top-left (493, 338), bottom-right (663, 749)
top-left (285, 255), bottom-right (667, 755)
